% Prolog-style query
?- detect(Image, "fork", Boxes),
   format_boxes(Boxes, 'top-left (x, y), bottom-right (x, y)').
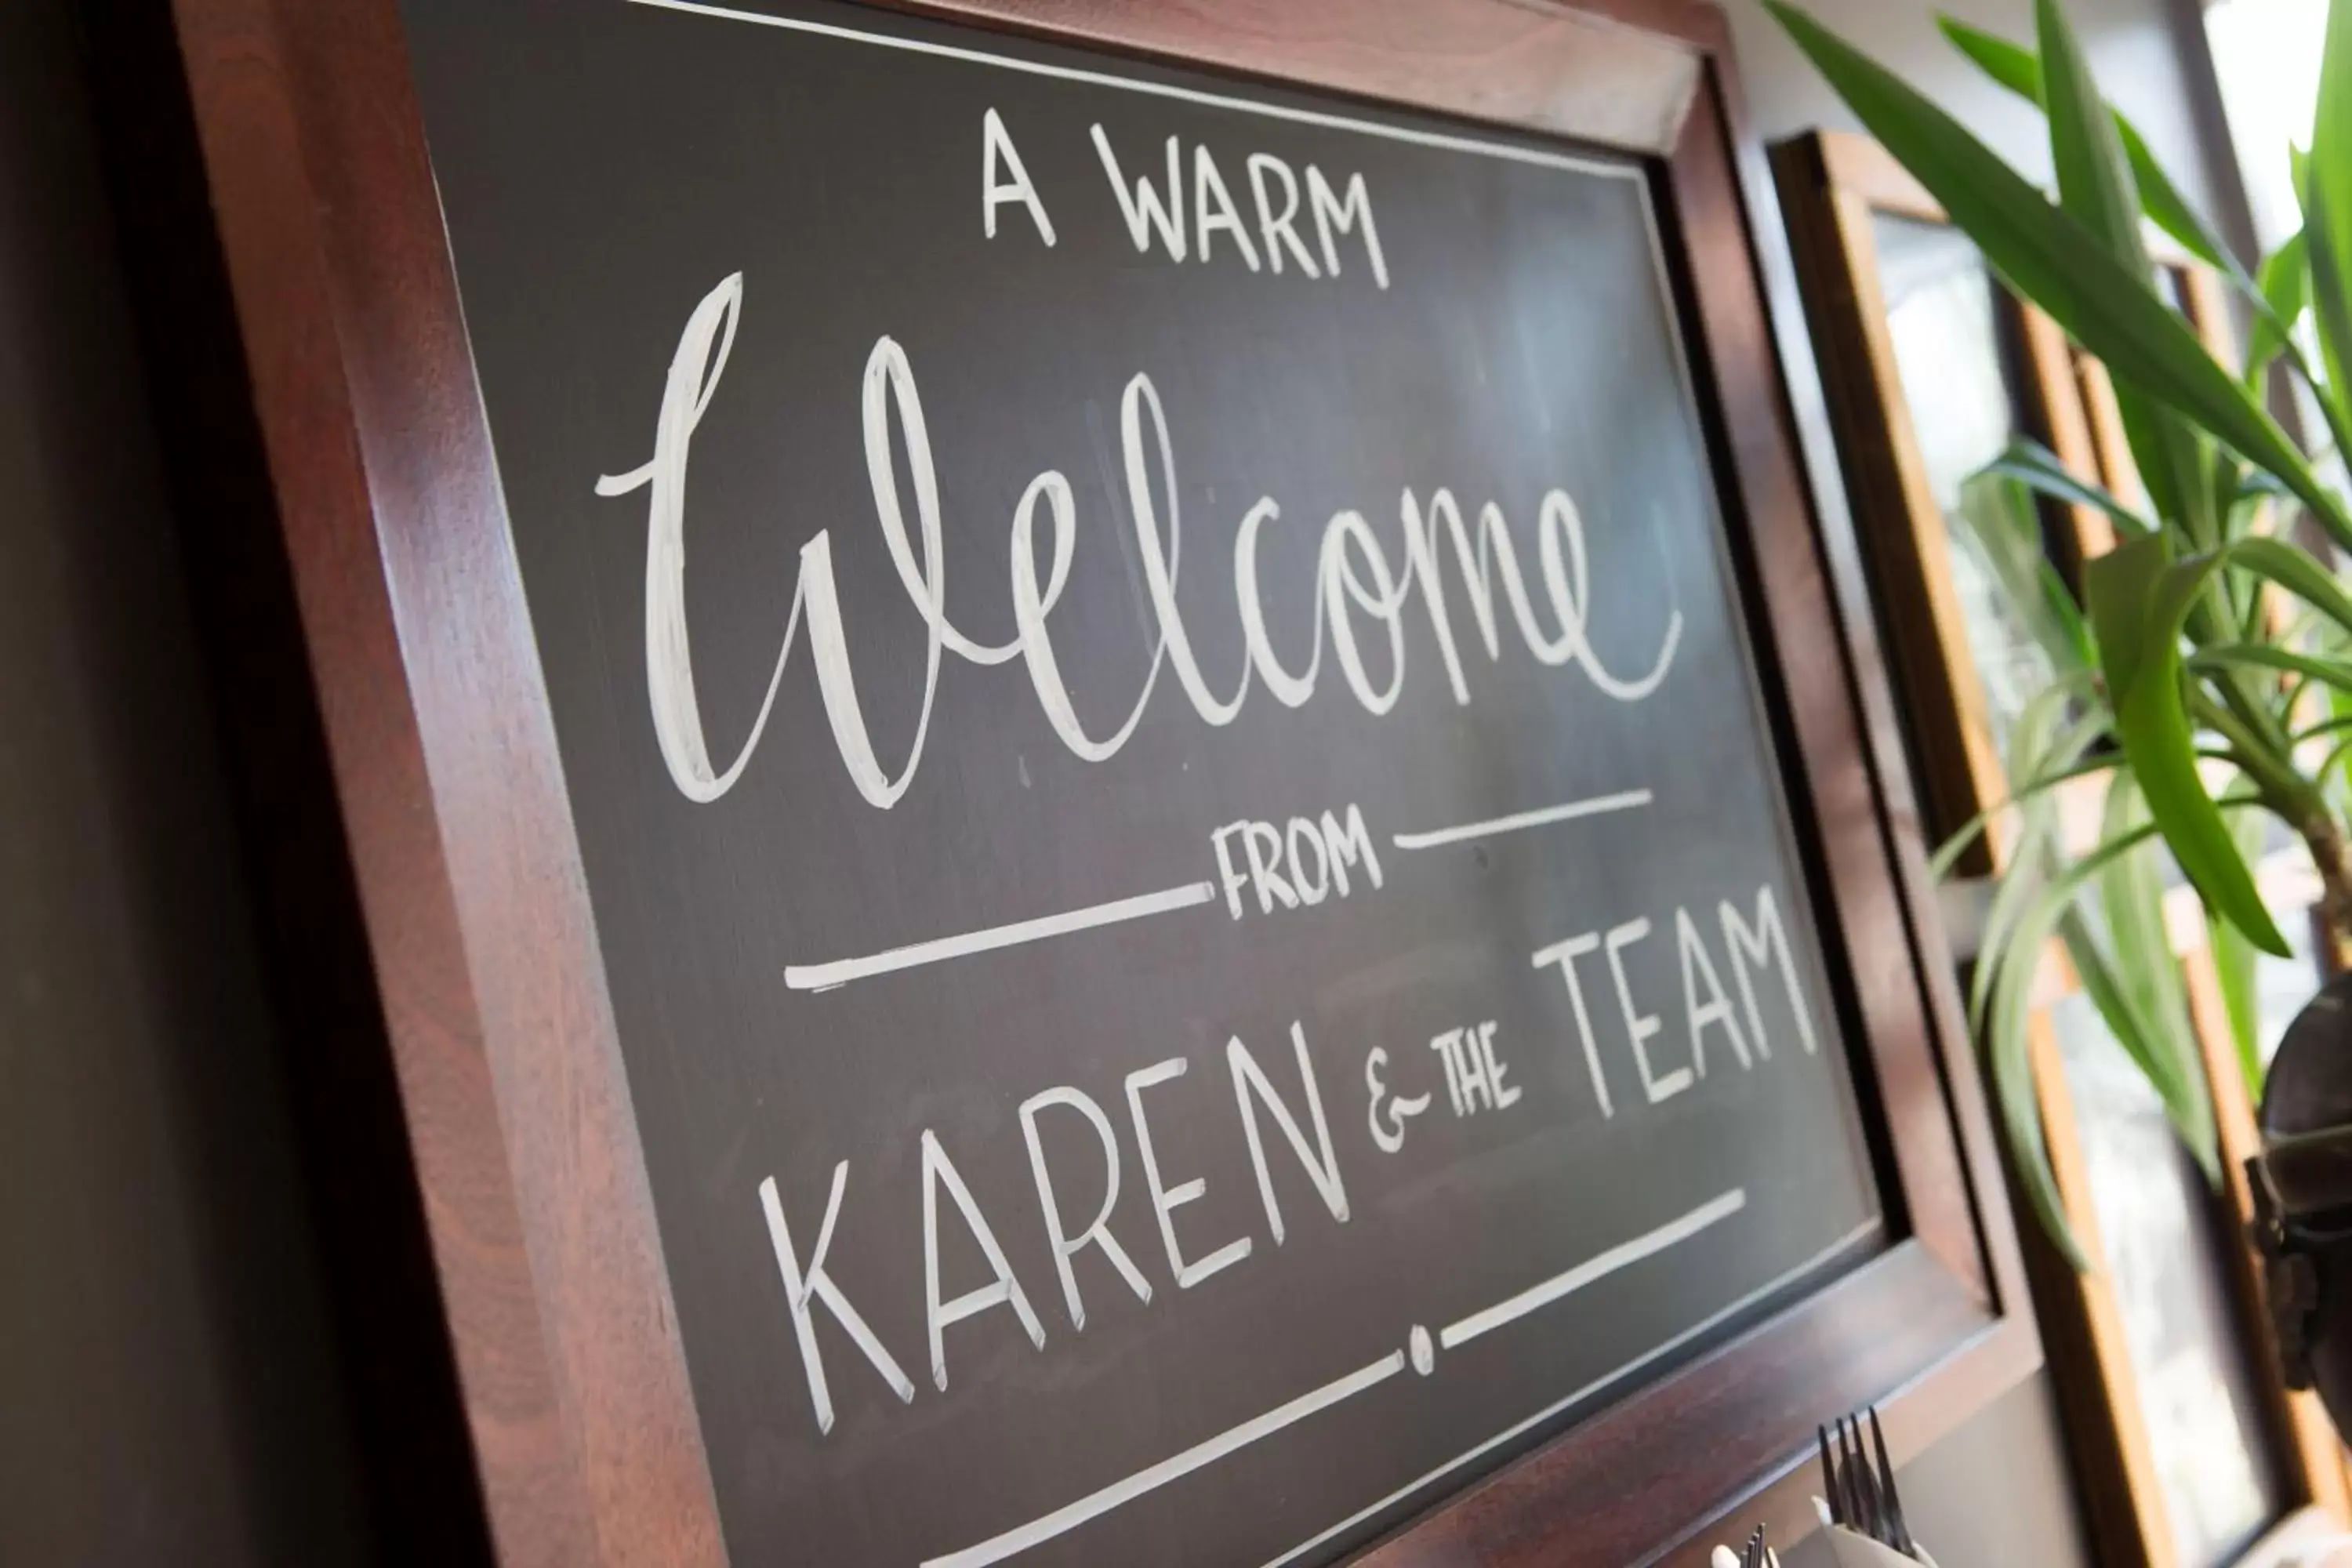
top-left (1710, 1524), bottom-right (1779, 1568)
top-left (1817, 1407), bottom-right (1918, 1561)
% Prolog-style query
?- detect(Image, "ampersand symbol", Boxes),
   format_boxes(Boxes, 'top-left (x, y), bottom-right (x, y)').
top-left (1365, 1046), bottom-right (1433, 1154)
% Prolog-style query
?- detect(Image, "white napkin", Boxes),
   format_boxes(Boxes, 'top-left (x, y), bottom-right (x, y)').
top-left (1822, 1525), bottom-right (1937, 1568)
top-left (1709, 1516), bottom-right (1937, 1566)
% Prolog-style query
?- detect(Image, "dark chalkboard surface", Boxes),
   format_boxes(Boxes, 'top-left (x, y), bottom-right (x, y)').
top-left (397, 2), bottom-right (1884, 1562)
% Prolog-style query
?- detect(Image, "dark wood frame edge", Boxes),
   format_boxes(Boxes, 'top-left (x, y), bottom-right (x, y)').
top-left (74, 3), bottom-right (506, 1559)
top-left (165, 0), bottom-right (721, 1562)
top-left (147, 3), bottom-right (2039, 1565)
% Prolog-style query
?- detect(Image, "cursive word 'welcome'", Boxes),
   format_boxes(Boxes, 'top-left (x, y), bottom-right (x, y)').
top-left (594, 274), bottom-right (1683, 809)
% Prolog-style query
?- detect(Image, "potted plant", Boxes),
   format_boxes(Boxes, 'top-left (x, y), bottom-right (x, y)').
top-left (1768, 0), bottom-right (2352, 1427)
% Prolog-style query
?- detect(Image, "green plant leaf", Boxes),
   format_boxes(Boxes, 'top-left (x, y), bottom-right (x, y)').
top-left (2060, 912), bottom-right (2222, 1183)
top-left (2245, 230), bottom-right (2310, 388)
top-left (2234, 533), bottom-right (2352, 639)
top-left (1940, 10), bottom-right (2296, 461)
top-left (2305, 5), bottom-right (2352, 495)
top-left (2088, 775), bottom-right (2220, 1181)
top-left (2215, 451), bottom-right (2250, 554)
top-left (1931, 717), bottom-right (2115, 879)
top-left (1983, 788), bottom-right (2259, 1266)
top-left (2306, 176), bottom-right (2352, 471)
top-left (1938, 16), bottom-right (2246, 285)
top-left (2193, 641), bottom-right (2352, 697)
top-left (1970, 688), bottom-right (2099, 1025)
top-left (2057, 906), bottom-right (2172, 1094)
top-left (2085, 533), bottom-right (2291, 953)
top-left (2036, 0), bottom-right (2211, 543)
top-left (1957, 470), bottom-right (2096, 676)
top-left (2037, 0), bottom-right (2142, 263)
top-left (2295, 712), bottom-right (2352, 742)
top-left (2213, 459), bottom-right (2276, 630)
top-left (1981, 820), bottom-right (2167, 1266)
top-left (1984, 944), bottom-right (2085, 1269)
top-left (2212, 916), bottom-right (2266, 1099)
top-left (2300, 267), bottom-right (2352, 527)
top-left (1766, 0), bottom-right (2352, 549)
top-left (2041, 559), bottom-right (2100, 672)
top-left (1984, 437), bottom-right (2154, 536)
top-left (2282, 146), bottom-right (2352, 520)
top-left (2234, 465), bottom-right (2295, 506)
top-left (2211, 807), bottom-right (2270, 1100)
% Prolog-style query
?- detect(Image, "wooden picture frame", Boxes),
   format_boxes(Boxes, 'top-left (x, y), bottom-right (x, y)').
top-left (108, 8), bottom-right (2037, 1565)
top-left (2023, 878), bottom-right (2348, 1568)
top-left (1774, 126), bottom-right (2351, 1568)
top-left (1771, 130), bottom-right (2119, 880)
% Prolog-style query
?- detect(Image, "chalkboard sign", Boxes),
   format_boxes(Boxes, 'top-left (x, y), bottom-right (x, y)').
top-left (388, 1), bottom-right (1886, 1563)
top-left (158, 0), bottom-right (2042, 1563)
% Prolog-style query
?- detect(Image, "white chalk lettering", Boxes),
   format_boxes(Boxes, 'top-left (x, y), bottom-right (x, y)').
top-left (1363, 1045), bottom-right (1432, 1153)
top-left (1403, 488), bottom-right (1543, 703)
top-left (1536, 490), bottom-right (1682, 702)
top-left (1124, 375), bottom-right (1247, 727)
top-left (1722, 884), bottom-right (1820, 1057)
top-left (1124, 1058), bottom-right (1252, 1288)
top-left (1245, 153), bottom-right (1321, 278)
top-left (594, 278), bottom-right (947, 811)
top-left (1227, 1023), bottom-right (1348, 1244)
top-left (1285, 816), bottom-right (1330, 903)
top-left (1606, 918), bottom-right (1690, 1105)
top-left (594, 274), bottom-right (784, 804)
top-left (1192, 144), bottom-right (1262, 271)
top-left (1306, 165), bottom-right (1388, 289)
top-left (1210, 822), bottom-right (1252, 918)
top-left (1318, 804), bottom-right (1383, 897)
top-left (921, 1130), bottom-right (1047, 1392)
top-left (1011, 468), bottom-right (1164, 761)
top-left (1019, 1087), bottom-right (1154, 1331)
top-left (1676, 906), bottom-right (1751, 1076)
top-left (1211, 804), bottom-right (1382, 920)
top-left (598, 278), bottom-right (1687, 810)
top-left (1320, 510), bottom-right (1410, 714)
top-left (758, 1164), bottom-right (916, 1436)
top-left (1091, 125), bottom-right (1185, 260)
top-left (1233, 498), bottom-right (1323, 706)
top-left (982, 107), bottom-right (1056, 246)
top-left (1427, 1021), bottom-right (1517, 1116)
top-left (1532, 933), bottom-right (1613, 1118)
top-left (1428, 1028), bottom-right (1469, 1116)
top-left (1242, 821), bottom-right (1294, 913)
top-left (1088, 130), bottom-right (1381, 284)
top-left (1481, 1022), bottom-right (1521, 1108)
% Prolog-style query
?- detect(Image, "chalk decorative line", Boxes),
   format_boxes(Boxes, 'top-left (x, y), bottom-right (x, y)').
top-left (1439, 1188), bottom-right (1745, 1348)
top-left (1261, 1214), bottom-right (1879, 1568)
top-left (783, 881), bottom-right (1218, 991)
top-left (623, 0), bottom-right (1636, 182)
top-left (922, 1188), bottom-right (1751, 1567)
top-left (1390, 788), bottom-right (1654, 851)
top-left (790, 789), bottom-right (1656, 987)
top-left (787, 788), bottom-right (1648, 989)
top-left (921, 1351), bottom-right (1408, 1568)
